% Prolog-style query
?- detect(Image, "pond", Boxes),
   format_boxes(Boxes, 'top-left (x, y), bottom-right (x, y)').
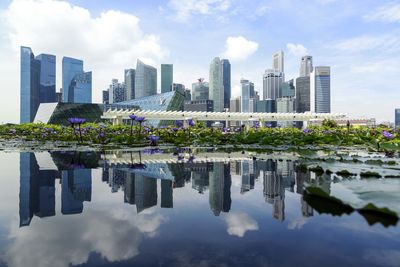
top-left (0, 148), bottom-right (399, 267)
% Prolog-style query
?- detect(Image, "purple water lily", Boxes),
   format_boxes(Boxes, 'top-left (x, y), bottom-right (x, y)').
top-left (303, 128), bottom-right (312, 133)
top-left (175, 120), bottom-right (184, 128)
top-left (68, 117), bottom-right (86, 142)
top-left (188, 118), bottom-right (195, 127)
top-left (382, 131), bottom-right (394, 139)
top-left (135, 117), bottom-right (145, 123)
top-left (149, 135), bottom-right (160, 146)
top-left (129, 114), bottom-right (137, 120)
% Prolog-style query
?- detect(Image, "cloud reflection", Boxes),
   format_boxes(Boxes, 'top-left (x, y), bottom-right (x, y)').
top-left (224, 212), bottom-right (259, 238)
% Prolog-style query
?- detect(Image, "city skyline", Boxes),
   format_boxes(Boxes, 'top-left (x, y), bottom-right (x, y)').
top-left (1, 0), bottom-right (399, 123)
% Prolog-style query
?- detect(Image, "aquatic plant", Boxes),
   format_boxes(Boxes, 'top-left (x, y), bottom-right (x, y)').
top-left (149, 135), bottom-right (160, 146)
top-left (129, 114), bottom-right (137, 136)
top-left (67, 117), bottom-right (86, 142)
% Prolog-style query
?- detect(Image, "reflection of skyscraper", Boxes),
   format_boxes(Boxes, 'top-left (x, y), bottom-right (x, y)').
top-left (135, 175), bottom-right (157, 213)
top-left (161, 180), bottom-right (173, 208)
top-left (263, 160), bottom-right (285, 222)
top-left (240, 161), bottom-right (255, 194)
top-left (295, 165), bottom-right (314, 217)
top-left (209, 162), bottom-right (231, 216)
top-left (61, 169), bottom-right (92, 215)
top-left (124, 173), bottom-right (136, 204)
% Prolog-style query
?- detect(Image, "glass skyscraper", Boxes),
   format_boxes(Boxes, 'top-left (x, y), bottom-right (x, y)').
top-left (20, 46), bottom-right (56, 123)
top-left (300, 56), bottom-right (313, 77)
top-left (161, 64), bottom-right (173, 93)
top-left (62, 57), bottom-right (83, 102)
top-left (209, 57), bottom-right (224, 112)
top-left (222, 59), bottom-right (231, 109)
top-left (135, 59), bottom-right (157, 99)
top-left (263, 69), bottom-right (284, 100)
top-left (69, 72), bottom-right (92, 103)
top-left (192, 79), bottom-right (209, 100)
top-left (125, 69), bottom-right (135, 100)
top-left (295, 76), bottom-right (311, 113)
top-left (240, 79), bottom-right (255, 113)
top-left (395, 109), bottom-right (400, 128)
top-left (281, 79), bottom-right (295, 98)
top-left (310, 66), bottom-right (331, 113)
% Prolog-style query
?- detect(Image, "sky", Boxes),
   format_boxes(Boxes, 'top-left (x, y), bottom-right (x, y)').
top-left (0, 0), bottom-right (399, 123)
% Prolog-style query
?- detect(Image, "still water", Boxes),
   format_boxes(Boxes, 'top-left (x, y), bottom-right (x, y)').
top-left (0, 149), bottom-right (399, 267)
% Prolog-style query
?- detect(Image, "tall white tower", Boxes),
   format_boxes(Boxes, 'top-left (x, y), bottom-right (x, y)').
top-left (209, 57), bottom-right (224, 112)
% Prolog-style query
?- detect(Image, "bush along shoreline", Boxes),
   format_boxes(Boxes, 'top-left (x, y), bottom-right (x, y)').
top-left (1, 118), bottom-right (400, 151)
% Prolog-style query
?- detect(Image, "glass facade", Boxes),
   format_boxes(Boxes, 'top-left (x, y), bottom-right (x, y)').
top-left (209, 57), bottom-right (224, 112)
top-left (295, 76), bottom-right (310, 113)
top-left (395, 109), bottom-right (400, 128)
top-left (192, 81), bottom-right (209, 100)
top-left (161, 64), bottom-right (173, 93)
top-left (135, 59), bottom-right (157, 99)
top-left (311, 66), bottom-right (331, 113)
top-left (124, 69), bottom-right (135, 100)
top-left (222, 59), bottom-right (231, 109)
top-left (36, 54), bottom-right (56, 103)
top-left (240, 79), bottom-right (255, 113)
top-left (263, 69), bottom-right (284, 100)
top-left (281, 79), bottom-right (295, 98)
top-left (108, 79), bottom-right (126, 104)
top-left (62, 57), bottom-right (83, 102)
top-left (69, 71), bottom-right (92, 103)
top-left (20, 46), bottom-right (41, 123)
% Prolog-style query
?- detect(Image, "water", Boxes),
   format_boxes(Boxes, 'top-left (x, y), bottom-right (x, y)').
top-left (0, 149), bottom-right (399, 267)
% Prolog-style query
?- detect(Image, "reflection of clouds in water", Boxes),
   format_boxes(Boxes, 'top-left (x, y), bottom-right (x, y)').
top-left (224, 212), bottom-right (258, 238)
top-left (363, 249), bottom-right (400, 267)
top-left (3, 207), bottom-right (166, 267)
top-left (287, 217), bottom-right (308, 230)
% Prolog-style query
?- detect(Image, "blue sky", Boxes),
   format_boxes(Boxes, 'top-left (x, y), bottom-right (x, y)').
top-left (0, 0), bottom-right (399, 123)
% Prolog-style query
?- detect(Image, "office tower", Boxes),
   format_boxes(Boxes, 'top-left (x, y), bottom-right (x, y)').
top-left (263, 69), bottom-right (284, 100)
top-left (192, 78), bottom-right (209, 100)
top-left (62, 57), bottom-right (83, 102)
top-left (281, 79), bottom-right (295, 98)
top-left (161, 180), bottom-right (173, 208)
top-left (396, 109), bottom-right (400, 128)
top-left (295, 77), bottom-right (311, 113)
top-left (256, 99), bottom-right (276, 113)
top-left (56, 92), bottom-right (62, 102)
top-left (222, 59), bottom-right (231, 109)
top-left (229, 96), bottom-right (241, 127)
top-left (161, 64), bottom-right (173, 93)
top-left (310, 66), bottom-right (331, 113)
top-left (69, 71), bottom-right (92, 103)
top-left (184, 100), bottom-right (213, 126)
top-left (108, 79), bottom-right (126, 104)
top-left (102, 90), bottom-right (109, 104)
top-left (209, 57), bottom-right (224, 112)
top-left (277, 97), bottom-right (295, 127)
top-left (135, 59), bottom-right (157, 99)
top-left (184, 89), bottom-right (191, 101)
top-left (300, 55), bottom-right (313, 77)
top-left (20, 47), bottom-right (56, 123)
top-left (125, 69), bottom-right (135, 100)
top-left (240, 79), bottom-right (255, 113)
top-left (173, 83), bottom-right (185, 92)
top-left (272, 50), bottom-right (284, 73)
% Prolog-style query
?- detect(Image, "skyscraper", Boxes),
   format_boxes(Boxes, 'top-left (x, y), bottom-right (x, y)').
top-left (209, 57), bottom-right (224, 112)
top-left (395, 109), bottom-right (400, 128)
top-left (263, 69), bottom-right (284, 100)
top-left (69, 71), bottom-right (92, 103)
top-left (310, 66), bottom-right (331, 113)
top-left (222, 59), bottom-right (231, 109)
top-left (192, 79), bottom-right (209, 100)
top-left (277, 97), bottom-right (295, 127)
top-left (135, 59), bottom-right (157, 99)
top-left (125, 69), bottom-right (135, 100)
top-left (272, 50), bottom-right (284, 73)
top-left (300, 55), bottom-right (313, 77)
top-left (108, 79), bottom-right (126, 104)
top-left (20, 47), bottom-right (56, 123)
top-left (62, 57), bottom-right (83, 103)
top-left (240, 79), bottom-right (255, 113)
top-left (281, 79), bottom-right (295, 98)
top-left (161, 64), bottom-right (173, 93)
top-left (295, 77), bottom-right (311, 113)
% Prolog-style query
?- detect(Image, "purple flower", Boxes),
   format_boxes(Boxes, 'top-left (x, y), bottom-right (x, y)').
top-left (68, 117), bottom-right (86, 125)
top-left (187, 155), bottom-right (195, 163)
top-left (188, 118), bottom-right (195, 127)
top-left (172, 128), bottom-right (179, 132)
top-left (382, 131), bottom-right (394, 139)
top-left (303, 128), bottom-right (312, 133)
top-left (129, 114), bottom-right (137, 120)
top-left (149, 135), bottom-right (160, 146)
top-left (98, 132), bottom-right (105, 138)
top-left (254, 122), bottom-right (260, 129)
top-left (175, 120), bottom-right (184, 128)
top-left (144, 127), bottom-right (151, 132)
top-left (135, 117), bottom-right (146, 123)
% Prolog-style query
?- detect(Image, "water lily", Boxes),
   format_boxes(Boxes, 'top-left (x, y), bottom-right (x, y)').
top-left (134, 117), bottom-right (146, 139)
top-left (188, 118), bottom-right (195, 127)
top-left (303, 128), bottom-right (312, 133)
top-left (129, 114), bottom-right (136, 136)
top-left (382, 131), bottom-right (394, 139)
top-left (175, 120), bottom-right (184, 128)
top-left (149, 135), bottom-right (160, 146)
top-left (68, 117), bottom-right (86, 142)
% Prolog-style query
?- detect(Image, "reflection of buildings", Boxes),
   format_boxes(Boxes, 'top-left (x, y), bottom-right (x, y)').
top-left (135, 175), bottom-right (158, 213)
top-left (61, 169), bottom-right (92, 215)
top-left (295, 167), bottom-right (314, 217)
top-left (263, 160), bottom-right (285, 221)
top-left (209, 162), bottom-right (231, 216)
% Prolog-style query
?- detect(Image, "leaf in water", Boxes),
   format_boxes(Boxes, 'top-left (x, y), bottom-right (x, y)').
top-left (358, 203), bottom-right (399, 227)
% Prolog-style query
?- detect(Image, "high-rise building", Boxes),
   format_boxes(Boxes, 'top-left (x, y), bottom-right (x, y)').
top-left (161, 64), bottom-right (173, 93)
top-left (62, 57), bottom-right (83, 103)
top-left (125, 69), bottom-right (135, 100)
top-left (281, 79), bottom-right (295, 98)
top-left (240, 79), bottom-right (255, 113)
top-left (300, 56), bottom-right (313, 77)
top-left (395, 109), bottom-right (400, 128)
top-left (229, 96), bottom-right (241, 127)
top-left (295, 77), bottom-right (311, 113)
top-left (222, 59), bottom-right (231, 109)
top-left (310, 66), bottom-right (331, 113)
top-left (135, 59), bottom-right (157, 99)
top-left (173, 83), bottom-right (185, 92)
top-left (209, 57), bottom-right (224, 112)
top-left (272, 50), bottom-right (284, 73)
top-left (69, 71), bottom-right (92, 103)
top-left (20, 47), bottom-right (57, 123)
top-left (192, 79), bottom-right (209, 100)
top-left (108, 79), bottom-right (126, 104)
top-left (277, 97), bottom-right (295, 127)
top-left (102, 90), bottom-right (109, 104)
top-left (263, 69), bottom-right (284, 100)
top-left (184, 89), bottom-right (191, 101)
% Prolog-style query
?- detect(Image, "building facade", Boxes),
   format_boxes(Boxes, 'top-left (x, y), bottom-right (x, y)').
top-left (36, 54), bottom-right (56, 103)
top-left (62, 57), bottom-right (83, 103)
top-left (396, 109), bottom-right (400, 128)
top-left (310, 66), bottom-right (330, 113)
top-left (192, 79), bottom-right (209, 100)
top-left (240, 79), bottom-right (255, 113)
top-left (135, 59), bottom-right (157, 99)
top-left (263, 69), bottom-right (284, 100)
top-left (277, 97), bottom-right (295, 127)
top-left (69, 72), bottom-right (92, 103)
top-left (300, 55), bottom-right (313, 77)
top-left (281, 79), bottom-right (295, 98)
top-left (295, 76), bottom-right (310, 113)
top-left (209, 57), bottom-right (224, 112)
top-left (161, 64), bottom-right (173, 93)
top-left (222, 59), bottom-right (231, 109)
top-left (108, 79), bottom-right (126, 104)
top-left (125, 69), bottom-right (135, 100)
top-left (272, 50), bottom-right (284, 73)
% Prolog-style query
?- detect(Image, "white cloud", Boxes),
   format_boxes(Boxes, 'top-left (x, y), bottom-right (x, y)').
top-left (224, 212), bottom-right (259, 238)
top-left (364, 3), bottom-right (400, 23)
top-left (286, 43), bottom-right (308, 57)
top-left (168, 0), bottom-right (231, 22)
top-left (363, 249), bottom-right (400, 267)
top-left (223, 36), bottom-right (258, 61)
top-left (0, 0), bottom-right (168, 123)
top-left (333, 32), bottom-right (400, 53)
